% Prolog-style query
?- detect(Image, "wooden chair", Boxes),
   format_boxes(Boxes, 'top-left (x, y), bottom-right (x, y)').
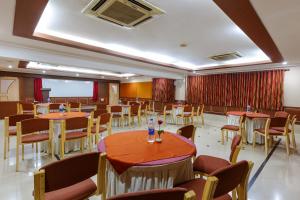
top-left (16, 118), bottom-right (54, 171)
top-left (110, 106), bottom-right (124, 127)
top-left (33, 152), bottom-right (107, 200)
top-left (193, 135), bottom-right (242, 176)
top-left (253, 116), bottom-right (290, 155)
top-left (194, 104), bottom-right (205, 127)
top-left (91, 109), bottom-right (108, 125)
top-left (159, 104), bottom-right (174, 126)
top-left (19, 103), bottom-right (37, 115)
top-left (3, 114), bottom-right (34, 160)
top-left (67, 102), bottom-right (81, 112)
top-left (177, 124), bottom-right (196, 143)
top-left (221, 114), bottom-right (245, 145)
top-left (140, 103), bottom-right (148, 121)
top-left (59, 117), bottom-right (91, 159)
top-left (48, 103), bottom-right (62, 113)
top-left (124, 105), bottom-right (141, 127)
top-left (107, 188), bottom-right (198, 200)
top-left (176, 160), bottom-right (254, 200)
top-left (91, 113), bottom-right (112, 144)
top-left (96, 103), bottom-right (107, 111)
top-left (176, 105), bottom-right (194, 125)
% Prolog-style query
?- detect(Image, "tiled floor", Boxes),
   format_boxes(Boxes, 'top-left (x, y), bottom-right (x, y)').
top-left (0, 113), bottom-right (299, 199)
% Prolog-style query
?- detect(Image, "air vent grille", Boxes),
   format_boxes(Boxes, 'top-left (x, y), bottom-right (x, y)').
top-left (210, 52), bottom-right (242, 61)
top-left (82, 0), bottom-right (165, 27)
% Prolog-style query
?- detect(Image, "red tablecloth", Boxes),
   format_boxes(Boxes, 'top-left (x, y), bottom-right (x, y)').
top-left (104, 131), bottom-right (196, 174)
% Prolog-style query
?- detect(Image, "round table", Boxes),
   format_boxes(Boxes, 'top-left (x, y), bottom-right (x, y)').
top-left (227, 111), bottom-right (270, 144)
top-left (38, 112), bottom-right (90, 154)
top-left (98, 130), bottom-right (196, 197)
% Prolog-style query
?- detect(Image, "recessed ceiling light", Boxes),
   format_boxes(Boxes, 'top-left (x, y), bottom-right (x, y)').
top-left (282, 61), bottom-right (287, 65)
top-left (101, 76), bottom-right (105, 79)
top-left (8, 65), bottom-right (12, 69)
top-left (76, 73), bottom-right (79, 77)
top-left (193, 71), bottom-right (196, 74)
top-left (42, 70), bottom-right (46, 74)
top-left (126, 77), bottom-right (129, 79)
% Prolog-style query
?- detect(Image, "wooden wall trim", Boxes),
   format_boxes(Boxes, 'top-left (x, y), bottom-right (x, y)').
top-left (213, 0), bottom-right (283, 63)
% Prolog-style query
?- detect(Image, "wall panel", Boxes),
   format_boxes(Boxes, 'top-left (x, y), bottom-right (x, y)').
top-left (120, 82), bottom-right (152, 99)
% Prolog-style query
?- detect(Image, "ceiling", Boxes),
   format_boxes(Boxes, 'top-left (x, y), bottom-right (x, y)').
top-left (0, 0), bottom-right (299, 79)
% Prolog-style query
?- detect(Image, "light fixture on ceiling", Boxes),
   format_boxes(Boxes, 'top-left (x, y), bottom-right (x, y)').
top-left (76, 73), bottom-right (79, 77)
top-left (193, 70), bottom-right (196, 74)
top-left (42, 70), bottom-right (46, 74)
top-left (8, 65), bottom-right (12, 69)
top-left (126, 77), bottom-right (129, 80)
top-left (101, 76), bottom-right (105, 79)
top-left (282, 61), bottom-right (288, 65)
top-left (26, 62), bottom-right (135, 78)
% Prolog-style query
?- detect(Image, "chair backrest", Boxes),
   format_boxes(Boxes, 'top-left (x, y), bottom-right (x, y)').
top-left (111, 106), bottom-right (122, 113)
top-left (129, 102), bottom-right (140, 106)
top-left (40, 152), bottom-right (100, 192)
top-left (131, 105), bottom-right (140, 115)
top-left (97, 104), bottom-right (107, 110)
top-left (65, 117), bottom-right (89, 130)
top-left (7, 114), bottom-right (34, 126)
top-left (21, 103), bottom-right (34, 111)
top-left (274, 111), bottom-right (289, 118)
top-left (270, 116), bottom-right (289, 128)
top-left (165, 104), bottom-right (173, 111)
top-left (183, 105), bottom-right (193, 112)
top-left (107, 188), bottom-right (189, 200)
top-left (290, 115), bottom-right (297, 128)
top-left (99, 113), bottom-right (111, 125)
top-left (18, 118), bottom-right (50, 135)
top-left (210, 160), bottom-right (250, 198)
top-left (94, 109), bottom-right (108, 118)
top-left (229, 135), bottom-right (242, 163)
top-left (68, 102), bottom-right (80, 108)
top-left (49, 103), bottom-right (61, 110)
top-left (177, 125), bottom-right (196, 142)
top-left (141, 103), bottom-right (147, 110)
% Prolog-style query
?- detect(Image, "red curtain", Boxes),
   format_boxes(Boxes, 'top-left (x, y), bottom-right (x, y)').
top-left (152, 78), bottom-right (175, 102)
top-left (92, 80), bottom-right (99, 102)
top-left (34, 78), bottom-right (43, 102)
top-left (187, 70), bottom-right (284, 110)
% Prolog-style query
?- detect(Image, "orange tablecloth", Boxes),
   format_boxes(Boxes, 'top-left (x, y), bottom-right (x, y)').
top-left (104, 131), bottom-right (196, 174)
top-left (227, 111), bottom-right (270, 119)
top-left (38, 112), bottom-right (89, 120)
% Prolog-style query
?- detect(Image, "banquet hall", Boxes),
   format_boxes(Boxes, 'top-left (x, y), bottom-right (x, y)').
top-left (0, 0), bottom-right (300, 199)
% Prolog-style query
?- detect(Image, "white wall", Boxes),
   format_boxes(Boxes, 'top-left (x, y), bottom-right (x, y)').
top-left (42, 79), bottom-right (93, 97)
top-left (175, 79), bottom-right (186, 101)
top-left (284, 67), bottom-right (300, 107)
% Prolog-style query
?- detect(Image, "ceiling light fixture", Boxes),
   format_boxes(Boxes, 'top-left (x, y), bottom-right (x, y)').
top-left (42, 70), bottom-right (46, 74)
top-left (8, 65), bottom-right (12, 69)
top-left (26, 62), bottom-right (135, 78)
top-left (76, 73), bottom-right (79, 77)
top-left (282, 61), bottom-right (287, 65)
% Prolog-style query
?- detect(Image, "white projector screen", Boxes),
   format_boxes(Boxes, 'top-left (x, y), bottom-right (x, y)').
top-left (42, 79), bottom-right (93, 97)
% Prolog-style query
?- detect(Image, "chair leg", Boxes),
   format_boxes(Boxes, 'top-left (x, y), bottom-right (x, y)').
top-left (16, 143), bottom-right (19, 172)
top-left (36, 143), bottom-right (38, 154)
top-left (8, 136), bottom-right (10, 151)
top-left (286, 135), bottom-right (290, 155)
top-left (226, 130), bottom-right (228, 142)
top-left (232, 189), bottom-right (237, 200)
top-left (252, 132), bottom-right (256, 149)
top-left (80, 138), bottom-right (84, 152)
top-left (60, 139), bottom-right (65, 159)
top-left (292, 130), bottom-right (297, 149)
top-left (88, 136), bottom-right (92, 151)
top-left (201, 114), bottom-right (204, 128)
top-left (264, 136), bottom-right (269, 156)
top-left (22, 144), bottom-right (24, 160)
top-left (4, 136), bottom-right (7, 160)
top-left (50, 140), bottom-right (54, 159)
top-left (221, 129), bottom-right (225, 145)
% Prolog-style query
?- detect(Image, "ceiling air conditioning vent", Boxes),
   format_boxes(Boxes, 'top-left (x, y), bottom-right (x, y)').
top-left (210, 52), bottom-right (242, 61)
top-left (82, 0), bottom-right (165, 27)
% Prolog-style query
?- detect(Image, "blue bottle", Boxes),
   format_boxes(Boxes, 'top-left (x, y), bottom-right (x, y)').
top-left (147, 119), bottom-right (155, 143)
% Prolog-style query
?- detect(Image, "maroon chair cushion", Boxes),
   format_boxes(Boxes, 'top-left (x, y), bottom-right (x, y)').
top-left (65, 117), bottom-right (88, 131)
top-left (193, 155), bottom-right (231, 174)
top-left (44, 179), bottom-right (96, 200)
top-left (21, 118), bottom-right (50, 135)
top-left (59, 131), bottom-right (87, 140)
top-left (175, 178), bottom-right (206, 200)
top-left (221, 125), bottom-right (239, 131)
top-left (215, 194), bottom-right (232, 200)
top-left (22, 133), bottom-right (49, 143)
top-left (8, 114), bottom-right (34, 126)
top-left (40, 152), bottom-right (99, 192)
top-left (254, 128), bottom-right (283, 135)
top-left (107, 188), bottom-right (188, 200)
top-left (271, 127), bottom-right (291, 133)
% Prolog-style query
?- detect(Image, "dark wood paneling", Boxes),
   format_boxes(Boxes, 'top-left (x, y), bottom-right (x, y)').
top-left (99, 82), bottom-right (109, 104)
